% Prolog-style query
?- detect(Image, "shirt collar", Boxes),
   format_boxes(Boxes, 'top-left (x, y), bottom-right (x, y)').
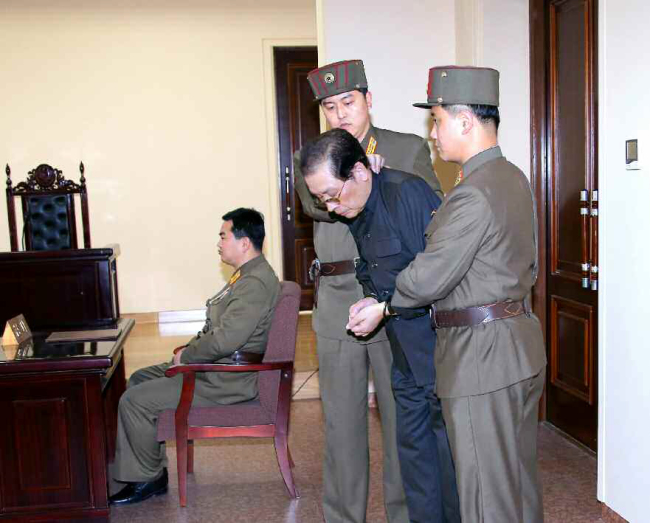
top-left (462, 145), bottom-right (503, 178)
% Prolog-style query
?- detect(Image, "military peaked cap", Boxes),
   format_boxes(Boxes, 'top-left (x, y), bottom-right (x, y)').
top-left (413, 66), bottom-right (500, 108)
top-left (307, 60), bottom-right (368, 101)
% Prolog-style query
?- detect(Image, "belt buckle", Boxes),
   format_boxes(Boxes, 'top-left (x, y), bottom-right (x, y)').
top-left (309, 258), bottom-right (321, 282)
top-left (430, 304), bottom-right (439, 329)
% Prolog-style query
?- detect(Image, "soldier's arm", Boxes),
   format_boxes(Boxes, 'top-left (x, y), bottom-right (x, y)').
top-left (411, 139), bottom-right (444, 199)
top-left (392, 185), bottom-right (491, 308)
top-left (293, 152), bottom-right (336, 223)
top-left (384, 177), bottom-right (441, 319)
top-left (180, 276), bottom-right (271, 363)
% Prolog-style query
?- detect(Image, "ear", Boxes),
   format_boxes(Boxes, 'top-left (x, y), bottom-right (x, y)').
top-left (241, 236), bottom-right (252, 252)
top-left (351, 161), bottom-right (371, 182)
top-left (365, 91), bottom-right (373, 110)
top-left (457, 110), bottom-right (474, 135)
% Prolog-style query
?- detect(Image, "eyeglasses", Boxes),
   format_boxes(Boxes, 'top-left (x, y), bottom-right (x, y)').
top-left (319, 179), bottom-right (348, 207)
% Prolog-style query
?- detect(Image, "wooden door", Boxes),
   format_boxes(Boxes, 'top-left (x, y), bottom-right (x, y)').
top-left (531, 0), bottom-right (599, 450)
top-left (274, 47), bottom-right (319, 310)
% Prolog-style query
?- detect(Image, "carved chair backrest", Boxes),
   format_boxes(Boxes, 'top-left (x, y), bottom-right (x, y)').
top-left (5, 163), bottom-right (91, 252)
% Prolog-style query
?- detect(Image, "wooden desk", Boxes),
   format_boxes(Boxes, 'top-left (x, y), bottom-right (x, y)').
top-left (0, 245), bottom-right (121, 331)
top-left (0, 319), bottom-right (134, 522)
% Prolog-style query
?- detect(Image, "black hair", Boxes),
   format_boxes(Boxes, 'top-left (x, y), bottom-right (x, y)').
top-left (319, 87), bottom-right (368, 104)
top-left (300, 128), bottom-right (369, 181)
top-left (221, 207), bottom-right (265, 251)
top-left (442, 103), bottom-right (500, 130)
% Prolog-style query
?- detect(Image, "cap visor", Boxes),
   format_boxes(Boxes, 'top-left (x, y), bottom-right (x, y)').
top-left (413, 102), bottom-right (435, 109)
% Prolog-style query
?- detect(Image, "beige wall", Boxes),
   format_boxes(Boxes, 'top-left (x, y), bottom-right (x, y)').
top-left (0, 0), bottom-right (316, 313)
top-left (318, 0), bottom-right (530, 190)
top-left (319, 0), bottom-right (458, 191)
top-left (598, 0), bottom-right (650, 518)
top-left (456, 0), bottom-right (531, 178)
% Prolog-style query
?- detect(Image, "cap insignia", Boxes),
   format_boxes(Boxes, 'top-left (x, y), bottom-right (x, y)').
top-left (324, 72), bottom-right (335, 84)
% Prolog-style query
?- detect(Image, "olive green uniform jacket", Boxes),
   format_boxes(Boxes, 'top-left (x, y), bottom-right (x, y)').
top-left (392, 146), bottom-right (546, 398)
top-left (179, 254), bottom-right (281, 403)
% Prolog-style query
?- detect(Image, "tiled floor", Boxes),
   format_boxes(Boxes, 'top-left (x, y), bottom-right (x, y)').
top-left (112, 316), bottom-right (606, 522)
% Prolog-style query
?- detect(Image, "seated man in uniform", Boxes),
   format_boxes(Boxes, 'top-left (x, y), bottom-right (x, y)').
top-left (109, 207), bottom-right (280, 505)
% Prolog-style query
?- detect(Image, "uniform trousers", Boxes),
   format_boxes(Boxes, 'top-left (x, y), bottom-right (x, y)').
top-left (441, 368), bottom-right (546, 523)
top-left (317, 336), bottom-right (409, 523)
top-left (391, 366), bottom-right (461, 523)
top-left (113, 363), bottom-right (218, 483)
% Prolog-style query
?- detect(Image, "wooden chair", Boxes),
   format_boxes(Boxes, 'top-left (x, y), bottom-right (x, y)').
top-left (156, 281), bottom-right (301, 507)
top-left (5, 162), bottom-right (90, 251)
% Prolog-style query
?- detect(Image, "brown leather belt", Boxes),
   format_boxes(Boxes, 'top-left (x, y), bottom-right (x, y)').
top-left (309, 258), bottom-right (358, 307)
top-left (431, 300), bottom-right (527, 329)
top-left (230, 350), bottom-right (264, 364)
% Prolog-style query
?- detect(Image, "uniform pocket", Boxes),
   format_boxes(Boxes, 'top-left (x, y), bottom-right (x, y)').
top-left (375, 236), bottom-right (402, 257)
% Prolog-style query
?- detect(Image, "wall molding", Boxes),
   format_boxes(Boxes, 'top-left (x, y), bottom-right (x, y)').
top-left (455, 0), bottom-right (484, 65)
top-left (122, 310), bottom-right (205, 324)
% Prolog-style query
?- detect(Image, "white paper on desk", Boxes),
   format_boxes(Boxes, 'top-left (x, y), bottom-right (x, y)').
top-left (46, 328), bottom-right (122, 343)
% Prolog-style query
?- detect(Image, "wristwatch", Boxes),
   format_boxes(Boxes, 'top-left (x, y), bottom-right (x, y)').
top-left (383, 300), bottom-right (396, 318)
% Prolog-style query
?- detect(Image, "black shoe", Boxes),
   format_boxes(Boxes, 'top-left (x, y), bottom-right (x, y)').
top-left (109, 468), bottom-right (168, 505)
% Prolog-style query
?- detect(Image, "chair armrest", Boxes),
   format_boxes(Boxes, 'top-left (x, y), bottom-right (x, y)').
top-left (164, 361), bottom-right (293, 377)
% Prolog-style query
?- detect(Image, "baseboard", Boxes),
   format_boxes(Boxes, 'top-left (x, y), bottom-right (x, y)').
top-left (601, 504), bottom-right (628, 522)
top-left (122, 310), bottom-right (206, 324)
top-left (121, 311), bottom-right (159, 324)
top-left (125, 309), bottom-right (311, 324)
top-left (158, 309), bottom-right (205, 323)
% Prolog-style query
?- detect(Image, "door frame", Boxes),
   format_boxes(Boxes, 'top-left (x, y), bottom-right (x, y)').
top-left (529, 0), bottom-right (600, 431)
top-left (262, 38), bottom-right (317, 280)
top-left (529, 0), bottom-right (550, 420)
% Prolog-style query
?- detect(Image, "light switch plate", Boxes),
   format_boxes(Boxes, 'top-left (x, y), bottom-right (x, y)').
top-left (626, 139), bottom-right (640, 170)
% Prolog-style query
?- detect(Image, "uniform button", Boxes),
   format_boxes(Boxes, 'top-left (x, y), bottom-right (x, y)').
top-left (365, 233), bottom-right (371, 239)
top-left (371, 262), bottom-right (378, 268)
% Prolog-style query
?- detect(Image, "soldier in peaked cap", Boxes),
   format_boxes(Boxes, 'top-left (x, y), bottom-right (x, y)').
top-left (293, 59), bottom-right (445, 523)
top-left (348, 66), bottom-right (547, 523)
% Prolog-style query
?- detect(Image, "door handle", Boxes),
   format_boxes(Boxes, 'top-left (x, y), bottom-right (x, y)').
top-left (580, 190), bottom-right (590, 288)
top-left (590, 190), bottom-right (598, 291)
top-left (285, 167), bottom-right (291, 221)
